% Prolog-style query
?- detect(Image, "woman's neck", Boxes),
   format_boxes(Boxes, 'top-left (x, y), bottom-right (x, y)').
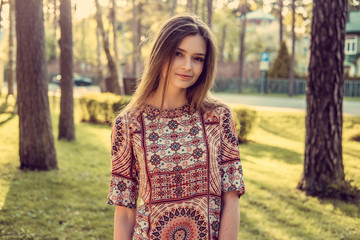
top-left (147, 85), bottom-right (188, 109)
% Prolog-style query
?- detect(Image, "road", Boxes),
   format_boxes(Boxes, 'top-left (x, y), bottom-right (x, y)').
top-left (214, 93), bottom-right (360, 116)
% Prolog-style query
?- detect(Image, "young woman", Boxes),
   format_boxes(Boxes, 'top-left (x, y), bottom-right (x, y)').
top-left (107, 15), bottom-right (245, 240)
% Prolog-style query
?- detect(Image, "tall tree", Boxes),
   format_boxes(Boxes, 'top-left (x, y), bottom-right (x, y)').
top-left (219, 24), bottom-right (227, 62)
top-left (58, 0), bottom-right (75, 141)
top-left (279, 0), bottom-right (283, 46)
top-left (16, 0), bottom-right (57, 170)
top-left (238, 0), bottom-right (247, 93)
top-left (111, 0), bottom-right (125, 95)
top-left (0, 0), bottom-right (4, 98)
top-left (297, 0), bottom-right (349, 198)
top-left (187, 0), bottom-right (192, 12)
top-left (194, 0), bottom-right (199, 14)
top-left (53, 0), bottom-right (57, 59)
top-left (7, 0), bottom-right (16, 97)
top-left (170, 0), bottom-right (177, 16)
top-left (207, 0), bottom-right (213, 27)
top-left (289, 0), bottom-right (295, 96)
top-left (131, 0), bottom-right (142, 77)
top-left (96, 24), bottom-right (106, 92)
top-left (132, 0), bottom-right (137, 76)
top-left (201, 0), bottom-right (206, 22)
top-left (95, 0), bottom-right (121, 94)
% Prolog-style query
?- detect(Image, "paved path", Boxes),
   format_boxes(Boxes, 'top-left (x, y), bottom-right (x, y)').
top-left (214, 93), bottom-right (360, 116)
top-left (46, 84), bottom-right (359, 116)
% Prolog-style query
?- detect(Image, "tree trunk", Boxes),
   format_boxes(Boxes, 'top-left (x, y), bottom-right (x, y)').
top-left (80, 19), bottom-right (86, 62)
top-left (58, 0), bottom-right (75, 141)
top-left (132, 0), bottom-right (137, 76)
top-left (194, 0), bottom-right (198, 14)
top-left (0, 0), bottom-right (3, 97)
top-left (207, 0), bottom-right (213, 27)
top-left (8, 0), bottom-right (16, 96)
top-left (53, 0), bottom-right (57, 59)
top-left (219, 24), bottom-right (227, 62)
top-left (289, 0), bottom-right (295, 97)
top-left (111, 0), bottom-right (125, 95)
top-left (279, 0), bottom-right (283, 46)
top-left (187, 0), bottom-right (192, 12)
top-left (95, 0), bottom-right (120, 94)
top-left (96, 24), bottom-right (106, 92)
top-left (297, 0), bottom-right (347, 196)
top-left (201, 0), bottom-right (206, 22)
top-left (16, 0), bottom-right (57, 170)
top-left (238, 0), bottom-right (247, 93)
top-left (170, 0), bottom-right (177, 16)
top-left (137, 1), bottom-right (143, 75)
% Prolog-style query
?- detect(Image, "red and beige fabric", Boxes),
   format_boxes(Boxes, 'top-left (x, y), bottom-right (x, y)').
top-left (108, 104), bottom-right (245, 240)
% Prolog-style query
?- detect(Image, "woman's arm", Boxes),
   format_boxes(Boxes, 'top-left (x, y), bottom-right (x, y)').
top-left (218, 191), bottom-right (240, 240)
top-left (114, 205), bottom-right (137, 240)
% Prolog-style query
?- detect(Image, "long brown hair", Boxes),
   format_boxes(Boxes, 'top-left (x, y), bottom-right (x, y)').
top-left (121, 14), bottom-right (223, 115)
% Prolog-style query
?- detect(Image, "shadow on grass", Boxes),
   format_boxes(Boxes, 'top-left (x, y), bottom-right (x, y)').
top-left (244, 178), bottom-right (360, 239)
top-left (0, 121), bottom-right (114, 239)
top-left (241, 141), bottom-right (303, 164)
top-left (0, 113), bottom-right (17, 126)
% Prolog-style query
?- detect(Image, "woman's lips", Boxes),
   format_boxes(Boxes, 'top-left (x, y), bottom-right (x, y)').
top-left (176, 73), bottom-right (193, 80)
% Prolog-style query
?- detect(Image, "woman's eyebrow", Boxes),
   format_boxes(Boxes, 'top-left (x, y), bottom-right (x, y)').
top-left (177, 47), bottom-right (206, 56)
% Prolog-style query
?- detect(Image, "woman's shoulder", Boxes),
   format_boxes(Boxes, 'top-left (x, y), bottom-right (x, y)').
top-left (113, 107), bottom-right (142, 126)
top-left (201, 103), bottom-right (231, 123)
top-left (202, 101), bottom-right (231, 115)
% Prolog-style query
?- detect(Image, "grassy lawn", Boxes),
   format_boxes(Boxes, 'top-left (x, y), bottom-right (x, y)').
top-left (0, 97), bottom-right (359, 239)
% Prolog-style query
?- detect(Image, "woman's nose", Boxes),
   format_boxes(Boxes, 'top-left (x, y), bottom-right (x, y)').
top-left (182, 58), bottom-right (192, 71)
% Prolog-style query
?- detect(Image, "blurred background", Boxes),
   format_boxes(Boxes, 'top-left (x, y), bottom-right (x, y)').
top-left (0, 0), bottom-right (359, 239)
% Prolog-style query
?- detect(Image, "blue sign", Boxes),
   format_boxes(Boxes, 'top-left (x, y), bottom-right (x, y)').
top-left (260, 52), bottom-right (270, 62)
top-left (260, 52), bottom-right (270, 71)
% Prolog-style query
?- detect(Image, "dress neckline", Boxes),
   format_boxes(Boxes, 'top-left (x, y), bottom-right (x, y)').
top-left (143, 103), bottom-right (193, 118)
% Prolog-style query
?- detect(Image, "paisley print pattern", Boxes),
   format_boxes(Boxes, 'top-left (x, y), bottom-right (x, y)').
top-left (107, 105), bottom-right (245, 239)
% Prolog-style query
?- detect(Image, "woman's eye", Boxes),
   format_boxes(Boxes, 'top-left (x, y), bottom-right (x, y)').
top-left (194, 57), bottom-right (204, 62)
top-left (175, 52), bottom-right (182, 57)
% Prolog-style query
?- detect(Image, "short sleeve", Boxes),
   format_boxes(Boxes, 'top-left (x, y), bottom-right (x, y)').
top-left (107, 114), bottom-right (138, 208)
top-left (219, 107), bottom-right (245, 197)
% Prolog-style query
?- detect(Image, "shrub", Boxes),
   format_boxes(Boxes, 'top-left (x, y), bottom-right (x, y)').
top-left (350, 132), bottom-right (360, 142)
top-left (232, 107), bottom-right (257, 144)
top-left (79, 93), bottom-right (130, 124)
top-left (268, 41), bottom-right (291, 79)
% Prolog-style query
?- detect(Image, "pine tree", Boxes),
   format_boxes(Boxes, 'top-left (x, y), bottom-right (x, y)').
top-left (268, 41), bottom-right (290, 78)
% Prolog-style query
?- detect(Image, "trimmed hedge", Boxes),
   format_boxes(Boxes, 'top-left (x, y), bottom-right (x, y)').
top-left (78, 93), bottom-right (257, 143)
top-left (232, 107), bottom-right (257, 144)
top-left (350, 132), bottom-right (360, 142)
top-left (79, 93), bottom-right (130, 124)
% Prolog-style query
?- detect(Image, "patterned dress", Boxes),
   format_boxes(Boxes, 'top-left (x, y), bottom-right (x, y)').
top-left (107, 104), bottom-right (245, 240)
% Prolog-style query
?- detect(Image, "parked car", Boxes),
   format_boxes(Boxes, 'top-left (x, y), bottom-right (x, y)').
top-left (53, 74), bottom-right (93, 86)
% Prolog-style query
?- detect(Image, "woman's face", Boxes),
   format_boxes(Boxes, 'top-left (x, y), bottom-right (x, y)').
top-left (161, 34), bottom-right (207, 91)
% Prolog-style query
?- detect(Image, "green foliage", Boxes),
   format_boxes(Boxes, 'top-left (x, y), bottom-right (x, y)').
top-left (45, 29), bottom-right (57, 62)
top-left (268, 41), bottom-right (291, 78)
top-left (79, 92), bottom-right (130, 124)
top-left (73, 18), bottom-right (98, 64)
top-left (232, 107), bottom-right (257, 143)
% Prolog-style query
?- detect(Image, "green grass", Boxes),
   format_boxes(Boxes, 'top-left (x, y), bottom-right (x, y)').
top-left (0, 98), bottom-right (359, 239)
